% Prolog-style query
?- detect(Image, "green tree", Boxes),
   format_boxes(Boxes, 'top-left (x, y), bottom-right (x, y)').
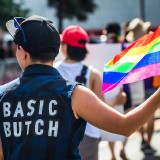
top-left (47, 0), bottom-right (97, 33)
top-left (0, 0), bottom-right (29, 30)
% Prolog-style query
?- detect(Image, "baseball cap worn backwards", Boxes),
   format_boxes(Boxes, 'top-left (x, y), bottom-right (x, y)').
top-left (6, 15), bottom-right (60, 58)
top-left (61, 25), bottom-right (88, 48)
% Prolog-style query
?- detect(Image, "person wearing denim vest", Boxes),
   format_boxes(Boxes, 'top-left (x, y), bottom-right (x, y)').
top-left (0, 15), bottom-right (86, 160)
top-left (0, 65), bottom-right (86, 160)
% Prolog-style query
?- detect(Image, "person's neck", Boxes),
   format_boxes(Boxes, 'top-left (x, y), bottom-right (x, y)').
top-left (64, 57), bottom-right (79, 63)
top-left (28, 61), bottom-right (54, 67)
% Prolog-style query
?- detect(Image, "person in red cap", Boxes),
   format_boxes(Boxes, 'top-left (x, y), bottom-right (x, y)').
top-left (54, 25), bottom-right (104, 160)
top-left (54, 25), bottom-right (126, 160)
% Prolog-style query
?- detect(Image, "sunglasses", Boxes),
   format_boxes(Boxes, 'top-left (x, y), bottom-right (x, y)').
top-left (14, 17), bottom-right (26, 43)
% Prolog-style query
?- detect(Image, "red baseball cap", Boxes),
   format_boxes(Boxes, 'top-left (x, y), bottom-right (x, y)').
top-left (61, 25), bottom-right (88, 48)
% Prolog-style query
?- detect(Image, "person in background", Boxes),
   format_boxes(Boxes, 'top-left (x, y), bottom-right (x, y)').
top-left (5, 40), bottom-right (16, 58)
top-left (0, 40), bottom-right (6, 59)
top-left (54, 25), bottom-right (126, 160)
top-left (103, 22), bottom-right (121, 43)
top-left (125, 18), bottom-right (151, 43)
top-left (104, 22), bottom-right (129, 160)
top-left (121, 83), bottom-right (134, 160)
top-left (141, 77), bottom-right (157, 155)
top-left (54, 25), bottom-right (102, 160)
top-left (125, 17), bottom-right (156, 155)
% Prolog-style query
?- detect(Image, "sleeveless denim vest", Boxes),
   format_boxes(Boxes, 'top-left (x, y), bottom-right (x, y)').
top-left (0, 64), bottom-right (86, 160)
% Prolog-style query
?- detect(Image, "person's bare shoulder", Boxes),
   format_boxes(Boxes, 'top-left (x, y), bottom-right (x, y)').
top-left (89, 66), bottom-right (104, 101)
top-left (90, 67), bottom-right (101, 80)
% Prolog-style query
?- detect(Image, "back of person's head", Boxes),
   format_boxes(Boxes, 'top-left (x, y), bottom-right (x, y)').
top-left (61, 25), bottom-right (89, 61)
top-left (6, 15), bottom-right (60, 62)
top-left (106, 22), bottom-right (121, 35)
top-left (105, 22), bottom-right (121, 43)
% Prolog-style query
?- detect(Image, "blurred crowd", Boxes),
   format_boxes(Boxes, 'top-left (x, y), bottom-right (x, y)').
top-left (0, 38), bottom-right (20, 85)
top-left (86, 17), bottom-right (160, 160)
top-left (87, 17), bottom-right (155, 44)
top-left (0, 17), bottom-right (156, 60)
top-left (0, 39), bottom-right (16, 59)
top-left (95, 17), bottom-right (160, 160)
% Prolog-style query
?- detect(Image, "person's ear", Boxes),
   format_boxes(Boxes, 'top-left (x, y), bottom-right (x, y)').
top-left (17, 45), bottom-right (20, 50)
top-left (18, 46), bottom-right (28, 59)
top-left (64, 43), bottom-right (67, 52)
top-left (61, 43), bottom-right (67, 55)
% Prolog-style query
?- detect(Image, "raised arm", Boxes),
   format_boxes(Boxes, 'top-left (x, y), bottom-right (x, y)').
top-left (71, 85), bottom-right (160, 137)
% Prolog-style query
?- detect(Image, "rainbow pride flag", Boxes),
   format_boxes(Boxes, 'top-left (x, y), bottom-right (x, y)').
top-left (102, 26), bottom-right (160, 93)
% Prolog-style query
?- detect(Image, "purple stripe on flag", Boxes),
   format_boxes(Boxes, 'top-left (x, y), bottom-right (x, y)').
top-left (121, 63), bottom-right (160, 84)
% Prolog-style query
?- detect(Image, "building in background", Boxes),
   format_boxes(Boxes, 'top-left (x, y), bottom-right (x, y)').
top-left (22, 0), bottom-right (160, 31)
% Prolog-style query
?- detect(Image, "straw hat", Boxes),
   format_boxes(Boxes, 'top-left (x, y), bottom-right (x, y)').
top-left (126, 18), bottom-right (151, 42)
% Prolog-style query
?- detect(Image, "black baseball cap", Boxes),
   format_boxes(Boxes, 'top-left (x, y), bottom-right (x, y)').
top-left (6, 15), bottom-right (60, 58)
